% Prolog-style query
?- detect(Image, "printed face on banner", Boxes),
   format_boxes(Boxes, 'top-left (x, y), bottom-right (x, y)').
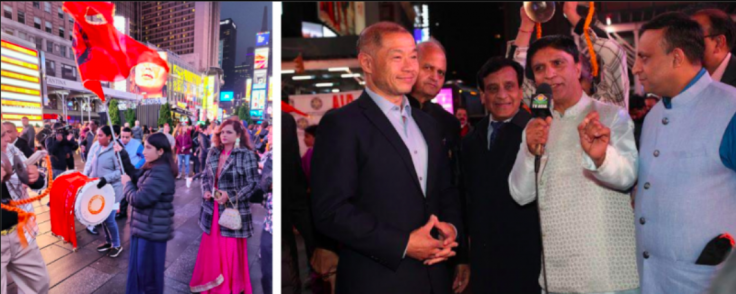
top-left (255, 48), bottom-right (269, 69)
top-left (253, 70), bottom-right (267, 89)
top-left (130, 52), bottom-right (168, 99)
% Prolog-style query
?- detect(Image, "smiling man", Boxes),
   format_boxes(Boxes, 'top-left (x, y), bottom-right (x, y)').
top-left (508, 35), bottom-right (640, 294)
top-left (407, 39), bottom-right (468, 294)
top-left (462, 56), bottom-right (540, 294)
top-left (311, 21), bottom-right (463, 294)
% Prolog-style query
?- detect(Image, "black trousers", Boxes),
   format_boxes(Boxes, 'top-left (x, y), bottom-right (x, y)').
top-left (261, 229), bottom-right (273, 294)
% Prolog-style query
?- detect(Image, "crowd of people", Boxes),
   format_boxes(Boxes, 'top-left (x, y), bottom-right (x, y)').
top-left (1, 114), bottom-right (273, 294)
top-left (285, 3), bottom-right (735, 294)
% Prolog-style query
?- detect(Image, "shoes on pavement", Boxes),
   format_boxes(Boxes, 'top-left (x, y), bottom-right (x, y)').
top-left (97, 243), bottom-right (112, 252)
top-left (108, 246), bottom-right (123, 258)
top-left (87, 226), bottom-right (99, 235)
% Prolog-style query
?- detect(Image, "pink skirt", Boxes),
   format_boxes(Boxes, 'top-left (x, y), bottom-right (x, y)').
top-left (189, 202), bottom-right (253, 294)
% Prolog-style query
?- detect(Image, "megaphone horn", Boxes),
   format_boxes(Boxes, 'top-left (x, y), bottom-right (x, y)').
top-left (523, 2), bottom-right (556, 23)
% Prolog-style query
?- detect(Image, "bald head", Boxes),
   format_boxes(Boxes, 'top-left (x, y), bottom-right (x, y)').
top-left (417, 38), bottom-right (446, 57)
top-left (357, 21), bottom-right (412, 56)
top-left (412, 38), bottom-right (448, 102)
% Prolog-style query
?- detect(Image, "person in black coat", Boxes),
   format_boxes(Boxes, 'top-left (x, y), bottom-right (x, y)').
top-left (45, 123), bottom-right (78, 179)
top-left (311, 22), bottom-right (462, 294)
top-left (691, 8), bottom-right (736, 88)
top-left (462, 57), bottom-right (541, 294)
top-left (121, 133), bottom-right (176, 294)
top-left (407, 39), bottom-right (468, 293)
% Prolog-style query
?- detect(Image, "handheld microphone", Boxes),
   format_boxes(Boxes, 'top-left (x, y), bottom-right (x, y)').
top-left (530, 83), bottom-right (553, 294)
top-left (531, 83), bottom-right (553, 172)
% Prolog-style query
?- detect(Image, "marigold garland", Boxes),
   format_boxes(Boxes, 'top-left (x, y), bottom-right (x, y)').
top-left (584, 2), bottom-right (600, 78)
top-left (0, 156), bottom-right (53, 248)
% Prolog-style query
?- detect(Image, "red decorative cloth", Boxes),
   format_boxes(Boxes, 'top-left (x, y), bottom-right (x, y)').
top-left (62, 2), bottom-right (169, 102)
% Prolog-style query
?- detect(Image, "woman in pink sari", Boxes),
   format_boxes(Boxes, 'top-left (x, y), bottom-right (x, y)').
top-left (189, 120), bottom-right (259, 293)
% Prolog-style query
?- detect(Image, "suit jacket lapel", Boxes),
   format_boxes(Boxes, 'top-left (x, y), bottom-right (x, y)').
top-left (721, 56), bottom-right (736, 86)
top-left (413, 111), bottom-right (436, 198)
top-left (358, 92), bottom-right (423, 195)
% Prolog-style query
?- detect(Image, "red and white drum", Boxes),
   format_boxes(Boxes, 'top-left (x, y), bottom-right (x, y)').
top-left (50, 171), bottom-right (114, 249)
top-left (73, 178), bottom-right (114, 226)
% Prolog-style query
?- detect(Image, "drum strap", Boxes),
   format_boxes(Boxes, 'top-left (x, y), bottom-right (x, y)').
top-left (0, 156), bottom-right (53, 248)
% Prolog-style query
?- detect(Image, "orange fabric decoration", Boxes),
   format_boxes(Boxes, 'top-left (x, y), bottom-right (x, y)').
top-left (536, 22), bottom-right (542, 40)
top-left (0, 156), bottom-right (53, 248)
top-left (584, 2), bottom-right (599, 78)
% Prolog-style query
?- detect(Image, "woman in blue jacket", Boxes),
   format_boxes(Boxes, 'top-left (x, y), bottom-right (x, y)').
top-left (122, 133), bottom-right (177, 294)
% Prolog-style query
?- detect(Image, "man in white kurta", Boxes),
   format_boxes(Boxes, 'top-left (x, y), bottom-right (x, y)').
top-left (508, 34), bottom-right (640, 294)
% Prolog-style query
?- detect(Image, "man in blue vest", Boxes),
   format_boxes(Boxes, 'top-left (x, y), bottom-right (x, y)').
top-left (632, 12), bottom-right (736, 294)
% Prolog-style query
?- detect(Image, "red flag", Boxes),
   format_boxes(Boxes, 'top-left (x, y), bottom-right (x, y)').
top-left (62, 2), bottom-right (169, 102)
top-left (281, 101), bottom-right (308, 117)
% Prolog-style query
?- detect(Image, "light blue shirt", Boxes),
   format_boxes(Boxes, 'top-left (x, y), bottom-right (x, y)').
top-left (365, 87), bottom-right (428, 196)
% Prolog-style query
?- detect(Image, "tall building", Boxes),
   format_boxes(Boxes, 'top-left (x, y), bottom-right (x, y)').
top-left (219, 18), bottom-right (237, 92)
top-left (112, 1), bottom-right (141, 41)
top-left (141, 1), bottom-right (220, 72)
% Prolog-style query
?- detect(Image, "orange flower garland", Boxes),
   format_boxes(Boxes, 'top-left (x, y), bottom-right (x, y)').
top-left (0, 156), bottom-right (53, 248)
top-left (584, 2), bottom-right (600, 78)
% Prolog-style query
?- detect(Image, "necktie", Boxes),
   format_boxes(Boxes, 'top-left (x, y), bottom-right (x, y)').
top-left (489, 121), bottom-right (504, 149)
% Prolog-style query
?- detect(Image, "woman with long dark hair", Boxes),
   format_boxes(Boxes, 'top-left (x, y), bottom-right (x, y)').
top-left (122, 133), bottom-right (177, 294)
top-left (82, 125), bottom-right (124, 257)
top-left (189, 120), bottom-right (258, 294)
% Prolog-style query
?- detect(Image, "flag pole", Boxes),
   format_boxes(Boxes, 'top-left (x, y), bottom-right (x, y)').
top-left (103, 99), bottom-right (126, 176)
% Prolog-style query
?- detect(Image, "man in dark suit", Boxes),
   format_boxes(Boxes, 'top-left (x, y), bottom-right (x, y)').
top-left (311, 21), bottom-right (463, 294)
top-left (407, 38), bottom-right (468, 294)
top-left (691, 8), bottom-right (736, 88)
top-left (2, 122), bottom-right (34, 157)
top-left (462, 57), bottom-right (541, 294)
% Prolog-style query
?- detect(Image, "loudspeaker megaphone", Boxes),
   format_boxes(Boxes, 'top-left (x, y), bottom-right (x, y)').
top-left (523, 2), bottom-right (556, 23)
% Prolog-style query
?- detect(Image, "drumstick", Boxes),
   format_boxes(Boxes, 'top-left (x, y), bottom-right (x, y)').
top-left (24, 150), bottom-right (48, 166)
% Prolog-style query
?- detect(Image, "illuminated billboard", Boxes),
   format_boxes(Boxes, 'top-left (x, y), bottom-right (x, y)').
top-left (254, 48), bottom-right (269, 70)
top-left (251, 90), bottom-right (266, 111)
top-left (432, 87), bottom-right (454, 114)
top-left (245, 78), bottom-right (252, 103)
top-left (171, 64), bottom-right (202, 103)
top-left (205, 76), bottom-right (216, 120)
top-left (129, 51), bottom-right (168, 101)
top-left (256, 32), bottom-right (270, 47)
top-left (253, 70), bottom-right (267, 90)
top-left (1, 40), bottom-right (43, 127)
top-left (220, 91), bottom-right (234, 102)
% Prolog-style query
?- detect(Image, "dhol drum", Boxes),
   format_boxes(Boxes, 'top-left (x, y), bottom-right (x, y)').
top-left (50, 171), bottom-right (114, 250)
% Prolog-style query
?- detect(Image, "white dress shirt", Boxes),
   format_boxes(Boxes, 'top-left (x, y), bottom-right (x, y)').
top-left (712, 53), bottom-right (732, 82)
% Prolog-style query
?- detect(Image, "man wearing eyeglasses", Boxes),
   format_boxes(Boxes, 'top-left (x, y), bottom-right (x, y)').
top-left (691, 8), bottom-right (736, 88)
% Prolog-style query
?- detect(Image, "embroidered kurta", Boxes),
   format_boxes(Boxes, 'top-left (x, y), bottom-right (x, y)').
top-left (509, 93), bottom-right (640, 293)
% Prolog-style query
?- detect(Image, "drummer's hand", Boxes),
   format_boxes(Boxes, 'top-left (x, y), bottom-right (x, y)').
top-left (121, 175), bottom-right (131, 186)
top-left (113, 142), bottom-right (123, 153)
top-left (216, 190), bottom-right (229, 205)
top-left (27, 165), bottom-right (39, 184)
top-left (96, 177), bottom-right (108, 189)
top-left (204, 191), bottom-right (213, 200)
